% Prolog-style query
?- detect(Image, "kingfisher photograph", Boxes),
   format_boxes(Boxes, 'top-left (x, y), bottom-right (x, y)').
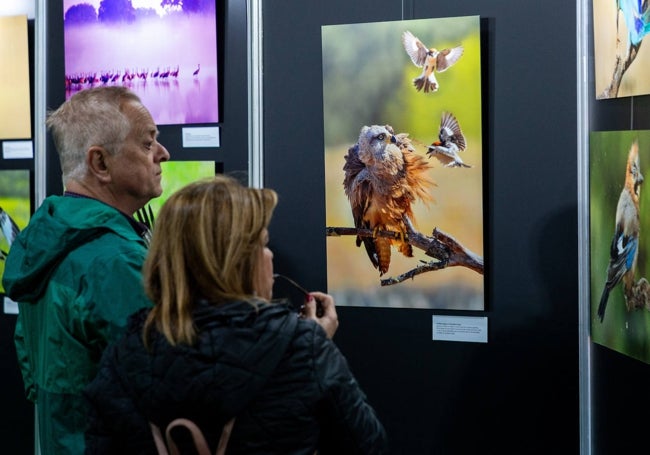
top-left (62, 0), bottom-right (219, 125)
top-left (593, 0), bottom-right (650, 98)
top-left (590, 130), bottom-right (650, 363)
top-left (322, 15), bottom-right (484, 310)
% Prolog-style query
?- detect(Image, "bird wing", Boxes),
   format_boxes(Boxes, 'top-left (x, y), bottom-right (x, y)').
top-left (606, 226), bottom-right (637, 288)
top-left (343, 143), bottom-right (381, 270)
top-left (436, 45), bottom-right (464, 72)
top-left (0, 207), bottom-right (20, 247)
top-left (402, 31), bottom-right (429, 67)
top-left (343, 143), bottom-right (364, 187)
top-left (439, 112), bottom-right (466, 151)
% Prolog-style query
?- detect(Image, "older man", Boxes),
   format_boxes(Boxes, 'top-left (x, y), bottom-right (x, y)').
top-left (3, 86), bottom-right (170, 454)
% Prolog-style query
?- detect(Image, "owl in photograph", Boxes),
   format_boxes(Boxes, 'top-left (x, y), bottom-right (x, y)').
top-left (402, 30), bottom-right (464, 93)
top-left (343, 124), bottom-right (434, 275)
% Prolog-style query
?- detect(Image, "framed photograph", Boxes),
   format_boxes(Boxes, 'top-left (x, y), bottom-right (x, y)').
top-left (590, 130), bottom-right (650, 362)
top-left (0, 169), bottom-right (31, 294)
top-left (322, 15), bottom-right (484, 310)
top-left (144, 160), bottom-right (218, 220)
top-left (593, 0), bottom-right (650, 98)
top-left (0, 15), bottom-right (31, 140)
top-left (62, 0), bottom-right (219, 125)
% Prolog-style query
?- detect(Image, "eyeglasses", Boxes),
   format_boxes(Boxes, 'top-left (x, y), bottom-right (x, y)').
top-left (273, 273), bottom-right (310, 298)
top-left (273, 273), bottom-right (310, 313)
top-left (273, 274), bottom-right (324, 317)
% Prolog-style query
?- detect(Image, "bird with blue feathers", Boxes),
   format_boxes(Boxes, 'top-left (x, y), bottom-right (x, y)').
top-left (616, 0), bottom-right (650, 46)
top-left (598, 140), bottom-right (644, 322)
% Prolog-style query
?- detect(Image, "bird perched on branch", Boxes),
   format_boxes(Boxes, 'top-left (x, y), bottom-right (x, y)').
top-left (402, 30), bottom-right (464, 93)
top-left (0, 207), bottom-right (20, 260)
top-left (427, 111), bottom-right (471, 168)
top-left (598, 140), bottom-right (644, 322)
top-left (343, 124), bottom-right (434, 275)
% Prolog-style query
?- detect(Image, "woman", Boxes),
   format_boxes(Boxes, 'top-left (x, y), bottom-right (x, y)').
top-left (84, 175), bottom-right (388, 454)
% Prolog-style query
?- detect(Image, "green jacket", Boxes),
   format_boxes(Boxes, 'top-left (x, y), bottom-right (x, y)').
top-left (3, 195), bottom-right (152, 455)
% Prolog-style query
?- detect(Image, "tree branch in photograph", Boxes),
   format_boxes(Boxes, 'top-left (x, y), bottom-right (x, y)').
top-left (626, 277), bottom-right (650, 312)
top-left (598, 41), bottom-right (641, 99)
top-left (326, 215), bottom-right (484, 286)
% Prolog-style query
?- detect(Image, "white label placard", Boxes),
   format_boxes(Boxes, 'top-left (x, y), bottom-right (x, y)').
top-left (3, 296), bottom-right (18, 315)
top-left (3, 140), bottom-right (33, 159)
top-left (432, 315), bottom-right (488, 343)
top-left (182, 126), bottom-right (220, 148)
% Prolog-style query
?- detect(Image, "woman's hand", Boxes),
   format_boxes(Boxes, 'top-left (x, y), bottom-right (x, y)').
top-left (301, 291), bottom-right (339, 339)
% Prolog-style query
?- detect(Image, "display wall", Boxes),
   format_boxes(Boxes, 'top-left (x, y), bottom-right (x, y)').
top-left (0, 16), bottom-right (36, 455)
top-left (2, 1), bottom-right (584, 454)
top-left (0, 1), bottom-right (249, 453)
top-left (45, 0), bottom-right (248, 197)
top-left (264, 1), bottom-right (579, 453)
top-left (585, 0), bottom-right (650, 452)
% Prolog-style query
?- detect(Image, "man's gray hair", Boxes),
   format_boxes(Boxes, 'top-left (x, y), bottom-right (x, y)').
top-left (46, 86), bottom-right (142, 182)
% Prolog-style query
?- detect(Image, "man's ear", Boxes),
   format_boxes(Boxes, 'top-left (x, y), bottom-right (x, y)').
top-left (87, 146), bottom-right (112, 183)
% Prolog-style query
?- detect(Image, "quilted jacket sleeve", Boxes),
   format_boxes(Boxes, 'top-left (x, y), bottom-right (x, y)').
top-left (312, 327), bottom-right (389, 455)
top-left (84, 343), bottom-right (156, 455)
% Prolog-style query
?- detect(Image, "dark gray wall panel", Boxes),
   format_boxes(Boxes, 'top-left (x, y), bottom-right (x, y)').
top-left (264, 1), bottom-right (578, 453)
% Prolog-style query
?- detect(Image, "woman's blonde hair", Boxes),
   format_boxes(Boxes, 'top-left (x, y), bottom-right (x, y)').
top-left (142, 174), bottom-right (278, 347)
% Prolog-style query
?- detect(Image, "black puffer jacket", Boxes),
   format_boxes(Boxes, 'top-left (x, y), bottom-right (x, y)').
top-left (84, 300), bottom-right (388, 454)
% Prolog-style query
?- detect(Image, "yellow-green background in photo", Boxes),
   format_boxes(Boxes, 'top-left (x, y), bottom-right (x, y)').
top-left (322, 16), bottom-right (483, 309)
top-left (0, 170), bottom-right (31, 294)
top-left (0, 15), bottom-right (31, 139)
top-left (145, 161), bottom-right (217, 219)
top-left (590, 130), bottom-right (650, 363)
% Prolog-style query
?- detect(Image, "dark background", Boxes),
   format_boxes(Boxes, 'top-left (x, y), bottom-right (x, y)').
top-left (264, 1), bottom-right (578, 454)
top-left (586, 1), bottom-right (650, 453)
top-left (0, 17), bottom-right (35, 455)
top-left (0, 0), bottom-right (249, 452)
top-left (9, 0), bottom-right (645, 453)
top-left (45, 0), bottom-right (249, 195)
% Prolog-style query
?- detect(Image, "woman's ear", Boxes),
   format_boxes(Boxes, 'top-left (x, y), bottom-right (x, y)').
top-left (87, 146), bottom-right (112, 183)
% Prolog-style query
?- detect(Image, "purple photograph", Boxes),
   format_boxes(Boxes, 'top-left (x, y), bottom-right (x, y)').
top-left (63, 0), bottom-right (219, 125)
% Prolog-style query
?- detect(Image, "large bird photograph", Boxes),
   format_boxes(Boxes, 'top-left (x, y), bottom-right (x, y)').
top-left (0, 170), bottom-right (31, 295)
top-left (322, 16), bottom-right (484, 310)
top-left (590, 130), bottom-right (650, 363)
top-left (593, 0), bottom-right (650, 98)
top-left (62, 0), bottom-right (218, 125)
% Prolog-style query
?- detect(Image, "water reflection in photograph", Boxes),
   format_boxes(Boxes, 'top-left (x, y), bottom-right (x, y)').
top-left (63, 0), bottom-right (219, 125)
